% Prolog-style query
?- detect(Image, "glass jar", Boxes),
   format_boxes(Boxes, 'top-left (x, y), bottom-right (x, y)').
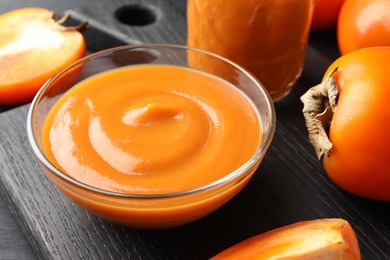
top-left (187, 0), bottom-right (314, 101)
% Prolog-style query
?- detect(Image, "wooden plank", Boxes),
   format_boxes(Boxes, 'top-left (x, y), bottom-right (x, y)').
top-left (74, 0), bottom-right (187, 44)
top-left (1, 0), bottom-right (390, 259)
top-left (0, 197), bottom-right (34, 260)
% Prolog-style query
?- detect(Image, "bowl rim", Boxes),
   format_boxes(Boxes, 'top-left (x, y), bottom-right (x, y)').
top-left (26, 43), bottom-right (276, 199)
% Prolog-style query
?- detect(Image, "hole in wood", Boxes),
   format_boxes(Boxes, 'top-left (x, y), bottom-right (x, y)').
top-left (115, 4), bottom-right (157, 26)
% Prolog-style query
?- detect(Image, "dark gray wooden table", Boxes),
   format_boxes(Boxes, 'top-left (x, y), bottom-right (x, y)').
top-left (1, 0), bottom-right (389, 259)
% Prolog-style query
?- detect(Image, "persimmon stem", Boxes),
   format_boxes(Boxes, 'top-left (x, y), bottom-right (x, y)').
top-left (300, 67), bottom-right (339, 160)
top-left (51, 11), bottom-right (88, 32)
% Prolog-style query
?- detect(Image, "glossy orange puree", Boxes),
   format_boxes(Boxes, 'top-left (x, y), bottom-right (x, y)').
top-left (42, 65), bottom-right (261, 194)
top-left (187, 0), bottom-right (314, 101)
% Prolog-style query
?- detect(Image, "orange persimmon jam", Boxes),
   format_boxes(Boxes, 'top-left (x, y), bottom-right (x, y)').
top-left (27, 44), bottom-right (275, 229)
top-left (187, 0), bottom-right (314, 101)
top-left (42, 65), bottom-right (261, 195)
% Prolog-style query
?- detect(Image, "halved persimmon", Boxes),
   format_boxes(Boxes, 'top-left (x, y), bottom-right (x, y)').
top-left (0, 7), bottom-right (87, 104)
top-left (211, 218), bottom-right (361, 259)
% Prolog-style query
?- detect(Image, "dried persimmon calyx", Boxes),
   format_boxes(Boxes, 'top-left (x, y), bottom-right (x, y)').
top-left (301, 67), bottom-right (339, 160)
top-left (50, 11), bottom-right (88, 32)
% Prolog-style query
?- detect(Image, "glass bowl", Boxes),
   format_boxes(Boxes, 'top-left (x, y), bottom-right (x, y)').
top-left (27, 44), bottom-right (275, 229)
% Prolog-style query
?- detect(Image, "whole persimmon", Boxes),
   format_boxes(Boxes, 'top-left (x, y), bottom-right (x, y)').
top-left (338, 0), bottom-right (390, 55)
top-left (311, 0), bottom-right (345, 31)
top-left (301, 47), bottom-right (390, 201)
top-left (0, 7), bottom-right (87, 104)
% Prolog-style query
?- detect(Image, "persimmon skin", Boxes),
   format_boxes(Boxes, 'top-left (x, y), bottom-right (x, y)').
top-left (0, 7), bottom-right (86, 104)
top-left (323, 47), bottom-right (390, 201)
top-left (310, 0), bottom-right (345, 31)
top-left (211, 218), bottom-right (361, 260)
top-left (338, 0), bottom-right (390, 55)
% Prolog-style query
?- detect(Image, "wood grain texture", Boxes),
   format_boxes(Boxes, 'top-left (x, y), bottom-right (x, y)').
top-left (1, 0), bottom-right (390, 259)
top-left (0, 197), bottom-right (34, 260)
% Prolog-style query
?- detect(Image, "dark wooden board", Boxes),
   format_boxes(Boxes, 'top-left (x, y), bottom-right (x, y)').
top-left (1, 0), bottom-right (390, 259)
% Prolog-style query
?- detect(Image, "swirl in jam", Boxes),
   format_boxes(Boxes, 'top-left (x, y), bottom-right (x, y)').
top-left (42, 65), bottom-right (261, 194)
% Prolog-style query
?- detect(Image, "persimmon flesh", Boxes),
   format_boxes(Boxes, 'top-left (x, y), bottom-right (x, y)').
top-left (0, 7), bottom-right (86, 104)
top-left (211, 218), bottom-right (361, 259)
